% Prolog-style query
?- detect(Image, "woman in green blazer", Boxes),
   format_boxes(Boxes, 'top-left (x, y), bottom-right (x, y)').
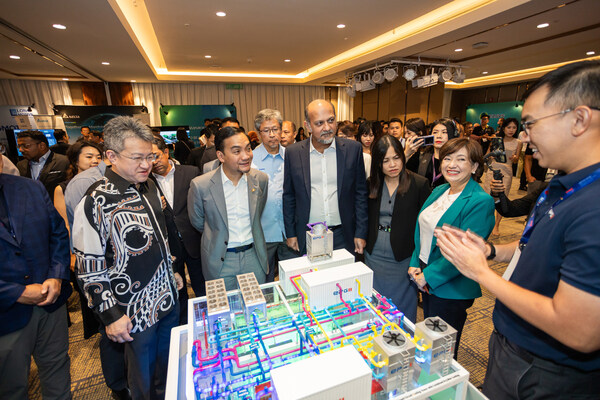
top-left (409, 138), bottom-right (495, 358)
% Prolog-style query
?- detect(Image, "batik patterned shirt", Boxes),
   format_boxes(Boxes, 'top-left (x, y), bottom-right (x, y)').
top-left (72, 168), bottom-right (177, 333)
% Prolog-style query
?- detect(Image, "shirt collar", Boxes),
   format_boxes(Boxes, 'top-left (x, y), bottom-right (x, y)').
top-left (220, 166), bottom-right (247, 186)
top-left (31, 150), bottom-right (51, 165)
top-left (255, 143), bottom-right (285, 161)
top-left (309, 137), bottom-right (336, 154)
top-left (552, 161), bottom-right (600, 190)
top-left (105, 167), bottom-right (149, 194)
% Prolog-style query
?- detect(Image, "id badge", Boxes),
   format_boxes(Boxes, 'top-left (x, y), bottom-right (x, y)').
top-left (502, 247), bottom-right (521, 281)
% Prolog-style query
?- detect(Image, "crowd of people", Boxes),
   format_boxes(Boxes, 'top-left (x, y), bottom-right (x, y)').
top-left (1, 60), bottom-right (599, 400)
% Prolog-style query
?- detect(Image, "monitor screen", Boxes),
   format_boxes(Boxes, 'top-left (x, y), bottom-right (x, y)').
top-left (160, 130), bottom-right (180, 145)
top-left (13, 129), bottom-right (58, 157)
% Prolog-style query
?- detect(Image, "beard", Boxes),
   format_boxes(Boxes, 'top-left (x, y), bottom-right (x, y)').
top-left (316, 130), bottom-right (335, 145)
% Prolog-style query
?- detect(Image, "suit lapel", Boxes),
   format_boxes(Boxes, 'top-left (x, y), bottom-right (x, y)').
top-left (335, 138), bottom-right (345, 198)
top-left (38, 152), bottom-right (53, 182)
top-left (173, 165), bottom-right (184, 212)
top-left (247, 170), bottom-right (259, 224)
top-left (300, 140), bottom-right (311, 199)
top-left (209, 167), bottom-right (228, 227)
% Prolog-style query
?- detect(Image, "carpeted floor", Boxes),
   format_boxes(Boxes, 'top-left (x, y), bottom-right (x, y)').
top-left (28, 182), bottom-right (527, 399)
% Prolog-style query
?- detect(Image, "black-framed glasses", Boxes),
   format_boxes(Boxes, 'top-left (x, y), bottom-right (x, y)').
top-left (115, 151), bottom-right (159, 164)
top-left (521, 106), bottom-right (600, 135)
top-left (259, 127), bottom-right (280, 135)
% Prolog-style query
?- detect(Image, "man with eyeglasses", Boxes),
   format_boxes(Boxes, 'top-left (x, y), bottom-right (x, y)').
top-left (435, 60), bottom-right (600, 399)
top-left (16, 130), bottom-right (69, 198)
top-left (251, 109), bottom-right (296, 282)
top-left (72, 116), bottom-right (183, 400)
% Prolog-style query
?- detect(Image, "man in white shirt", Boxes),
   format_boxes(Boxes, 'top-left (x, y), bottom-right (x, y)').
top-left (188, 127), bottom-right (269, 290)
top-left (283, 99), bottom-right (368, 255)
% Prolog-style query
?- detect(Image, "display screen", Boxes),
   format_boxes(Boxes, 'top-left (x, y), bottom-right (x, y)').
top-left (152, 126), bottom-right (190, 145)
top-left (13, 129), bottom-right (58, 156)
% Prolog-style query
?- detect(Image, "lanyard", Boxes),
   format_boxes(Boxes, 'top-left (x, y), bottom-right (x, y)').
top-left (432, 154), bottom-right (443, 183)
top-left (520, 167), bottom-right (600, 247)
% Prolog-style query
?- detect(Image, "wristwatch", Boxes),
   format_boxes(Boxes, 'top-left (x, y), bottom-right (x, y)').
top-left (486, 242), bottom-right (496, 260)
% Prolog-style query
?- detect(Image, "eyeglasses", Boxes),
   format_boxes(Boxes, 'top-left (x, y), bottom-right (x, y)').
top-left (116, 152), bottom-right (159, 164)
top-left (259, 127), bottom-right (280, 135)
top-left (521, 106), bottom-right (600, 135)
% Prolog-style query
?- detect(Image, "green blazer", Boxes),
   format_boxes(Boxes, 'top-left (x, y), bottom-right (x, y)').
top-left (410, 178), bottom-right (495, 300)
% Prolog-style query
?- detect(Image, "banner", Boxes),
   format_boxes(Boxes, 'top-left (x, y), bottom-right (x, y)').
top-left (159, 105), bottom-right (236, 139)
top-left (0, 105), bottom-right (37, 150)
top-left (466, 101), bottom-right (524, 129)
top-left (53, 105), bottom-right (146, 140)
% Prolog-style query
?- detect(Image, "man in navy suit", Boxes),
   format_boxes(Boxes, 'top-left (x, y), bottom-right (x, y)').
top-left (283, 99), bottom-right (368, 255)
top-left (0, 154), bottom-right (72, 399)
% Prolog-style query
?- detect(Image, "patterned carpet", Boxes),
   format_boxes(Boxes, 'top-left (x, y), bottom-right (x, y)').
top-left (28, 183), bottom-right (527, 399)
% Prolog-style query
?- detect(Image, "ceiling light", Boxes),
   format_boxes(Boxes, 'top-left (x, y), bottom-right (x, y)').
top-left (205, 55), bottom-right (212, 59)
top-left (337, 24), bottom-right (346, 29)
top-left (284, 59), bottom-right (291, 63)
top-left (439, 68), bottom-right (453, 82)
top-left (482, 71), bottom-right (488, 75)
top-left (102, 61), bottom-right (110, 65)
top-left (52, 24), bottom-right (66, 30)
top-left (587, 51), bottom-right (596, 56)
top-left (372, 70), bottom-right (385, 84)
top-left (345, 86), bottom-right (356, 98)
top-left (130, 80), bottom-right (136, 82)
top-left (452, 68), bottom-right (466, 83)
top-left (384, 68), bottom-right (398, 82)
top-left (412, 69), bottom-right (439, 89)
top-left (402, 66), bottom-right (416, 81)
top-left (9, 55), bottom-right (20, 60)
top-left (62, 78), bottom-right (69, 81)
top-left (454, 48), bottom-right (463, 52)
top-left (357, 75), bottom-right (376, 92)
top-left (537, 23), bottom-right (549, 29)
top-left (216, 11), bottom-right (226, 17)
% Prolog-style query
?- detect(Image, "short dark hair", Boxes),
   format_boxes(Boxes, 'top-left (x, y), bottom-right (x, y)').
top-left (405, 118), bottom-right (427, 136)
top-left (215, 127), bottom-right (247, 153)
top-left (53, 129), bottom-right (67, 142)
top-left (66, 140), bottom-right (103, 173)
top-left (152, 135), bottom-right (168, 152)
top-left (522, 60), bottom-right (600, 109)
top-left (17, 130), bottom-right (48, 146)
top-left (389, 118), bottom-right (403, 126)
top-left (439, 138), bottom-right (484, 180)
top-left (91, 130), bottom-right (103, 139)
top-left (337, 121), bottom-right (356, 139)
top-left (222, 117), bottom-right (240, 126)
top-left (283, 120), bottom-right (297, 133)
top-left (201, 124), bottom-right (219, 139)
top-left (81, 125), bottom-right (90, 131)
top-left (431, 118), bottom-right (459, 140)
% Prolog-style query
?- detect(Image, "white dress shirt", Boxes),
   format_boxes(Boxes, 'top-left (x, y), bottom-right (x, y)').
top-left (221, 167), bottom-right (253, 247)
top-left (30, 150), bottom-right (51, 180)
top-left (418, 188), bottom-right (461, 264)
top-left (308, 139), bottom-right (342, 226)
top-left (153, 160), bottom-right (176, 208)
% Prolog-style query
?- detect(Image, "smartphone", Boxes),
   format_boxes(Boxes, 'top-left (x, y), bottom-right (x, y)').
top-left (421, 135), bottom-right (435, 146)
top-left (490, 137), bottom-right (507, 163)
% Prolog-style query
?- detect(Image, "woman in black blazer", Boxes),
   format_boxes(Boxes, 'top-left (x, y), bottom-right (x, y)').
top-left (365, 135), bottom-right (431, 322)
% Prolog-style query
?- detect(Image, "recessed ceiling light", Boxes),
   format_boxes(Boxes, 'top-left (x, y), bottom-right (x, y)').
top-left (337, 24), bottom-right (346, 29)
top-left (537, 23), bottom-right (549, 28)
top-left (284, 59), bottom-right (291, 62)
top-left (205, 55), bottom-right (212, 59)
top-left (454, 48), bottom-right (463, 52)
top-left (587, 51), bottom-right (596, 56)
top-left (52, 24), bottom-right (66, 30)
top-left (130, 80), bottom-right (136, 82)
top-left (482, 71), bottom-right (488, 75)
top-left (62, 78), bottom-right (69, 81)
top-left (216, 11), bottom-right (226, 17)
top-left (101, 61), bottom-right (110, 65)
top-left (9, 55), bottom-right (20, 60)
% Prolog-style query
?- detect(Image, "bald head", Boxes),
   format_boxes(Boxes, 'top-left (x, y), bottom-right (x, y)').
top-left (305, 99), bottom-right (337, 148)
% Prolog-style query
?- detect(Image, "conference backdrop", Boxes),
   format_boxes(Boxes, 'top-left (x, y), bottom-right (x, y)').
top-left (159, 105), bottom-right (237, 139)
top-left (466, 101), bottom-right (524, 129)
top-left (53, 105), bottom-right (145, 140)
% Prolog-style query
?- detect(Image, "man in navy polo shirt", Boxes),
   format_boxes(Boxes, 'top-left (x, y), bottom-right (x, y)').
top-left (435, 60), bottom-right (600, 399)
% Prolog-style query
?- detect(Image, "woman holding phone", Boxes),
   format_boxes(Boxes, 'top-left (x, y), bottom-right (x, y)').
top-left (409, 138), bottom-right (495, 358)
top-left (365, 135), bottom-right (431, 322)
top-left (416, 118), bottom-right (459, 188)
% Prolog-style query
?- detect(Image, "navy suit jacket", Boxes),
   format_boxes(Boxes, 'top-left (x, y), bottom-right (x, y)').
top-left (0, 174), bottom-right (71, 336)
top-left (283, 137), bottom-right (368, 254)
